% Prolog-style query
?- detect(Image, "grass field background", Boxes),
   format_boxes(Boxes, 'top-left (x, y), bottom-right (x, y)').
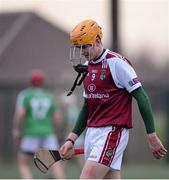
top-left (0, 159), bottom-right (168, 179)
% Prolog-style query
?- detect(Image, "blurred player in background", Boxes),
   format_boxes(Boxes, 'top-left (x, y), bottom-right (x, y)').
top-left (60, 92), bottom-right (84, 167)
top-left (12, 69), bottom-right (65, 179)
top-left (60, 19), bottom-right (167, 179)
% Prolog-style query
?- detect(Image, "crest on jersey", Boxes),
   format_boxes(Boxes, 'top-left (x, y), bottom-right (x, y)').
top-left (100, 70), bottom-right (106, 80)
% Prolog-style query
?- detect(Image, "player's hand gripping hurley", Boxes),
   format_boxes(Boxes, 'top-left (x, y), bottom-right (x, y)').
top-left (34, 147), bottom-right (84, 173)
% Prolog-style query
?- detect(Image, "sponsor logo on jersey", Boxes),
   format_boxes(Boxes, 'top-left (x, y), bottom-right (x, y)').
top-left (100, 70), bottom-right (106, 80)
top-left (128, 77), bottom-right (139, 87)
top-left (86, 93), bottom-right (110, 99)
top-left (87, 84), bottom-right (96, 92)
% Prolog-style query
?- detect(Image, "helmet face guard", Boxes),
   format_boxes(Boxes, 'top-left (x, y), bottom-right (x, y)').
top-left (69, 45), bottom-right (93, 70)
top-left (67, 45), bottom-right (90, 96)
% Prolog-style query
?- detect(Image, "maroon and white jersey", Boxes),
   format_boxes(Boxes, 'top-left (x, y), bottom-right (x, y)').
top-left (83, 49), bottom-right (142, 128)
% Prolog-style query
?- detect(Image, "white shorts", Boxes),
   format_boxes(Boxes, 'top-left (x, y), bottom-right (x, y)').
top-left (84, 126), bottom-right (129, 170)
top-left (20, 135), bottom-right (59, 154)
top-left (74, 134), bottom-right (85, 147)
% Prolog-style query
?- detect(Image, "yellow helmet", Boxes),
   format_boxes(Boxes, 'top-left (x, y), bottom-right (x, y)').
top-left (70, 19), bottom-right (103, 46)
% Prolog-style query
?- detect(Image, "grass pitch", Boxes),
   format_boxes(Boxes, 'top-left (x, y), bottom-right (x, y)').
top-left (0, 160), bottom-right (168, 179)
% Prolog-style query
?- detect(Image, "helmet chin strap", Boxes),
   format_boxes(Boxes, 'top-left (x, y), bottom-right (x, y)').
top-left (67, 64), bottom-right (88, 96)
top-left (68, 44), bottom-right (94, 96)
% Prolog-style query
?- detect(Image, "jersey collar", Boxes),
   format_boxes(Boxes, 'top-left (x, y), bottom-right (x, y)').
top-left (90, 49), bottom-right (109, 64)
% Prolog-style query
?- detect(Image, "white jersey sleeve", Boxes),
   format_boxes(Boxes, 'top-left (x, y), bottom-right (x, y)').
top-left (108, 58), bottom-right (142, 93)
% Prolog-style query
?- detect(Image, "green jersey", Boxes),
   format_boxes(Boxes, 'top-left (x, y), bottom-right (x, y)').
top-left (16, 87), bottom-right (57, 136)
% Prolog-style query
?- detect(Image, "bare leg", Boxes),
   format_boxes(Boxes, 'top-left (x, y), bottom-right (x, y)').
top-left (18, 153), bottom-right (32, 179)
top-left (51, 161), bottom-right (66, 179)
top-left (104, 169), bottom-right (121, 179)
top-left (80, 160), bottom-right (110, 179)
